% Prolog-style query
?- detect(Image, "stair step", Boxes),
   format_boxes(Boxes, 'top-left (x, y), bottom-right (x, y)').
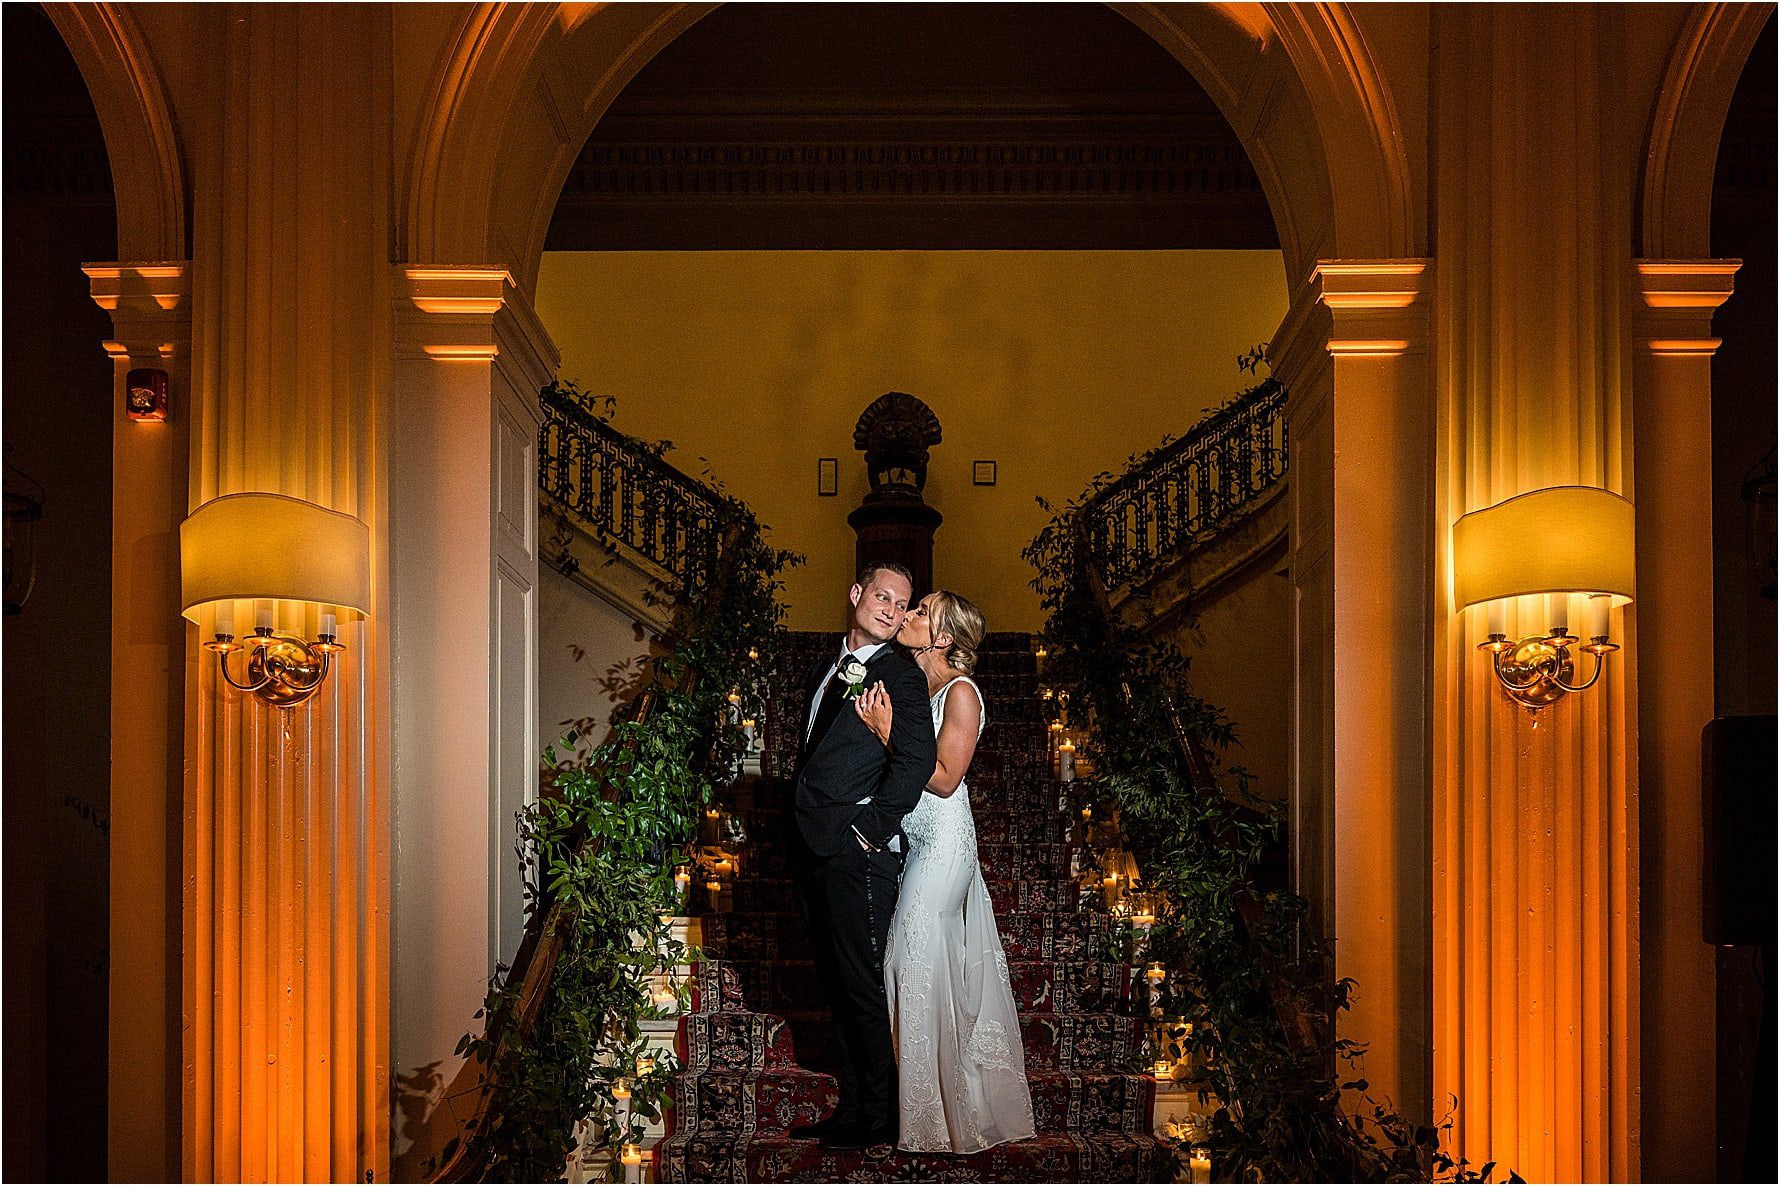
top-left (656, 1130), bottom-right (1174, 1183)
top-left (997, 912), bottom-right (1120, 961)
top-left (1007, 959), bottom-right (1140, 1012)
top-left (700, 956), bottom-right (1140, 1015)
top-left (1018, 1011), bottom-right (1150, 1070)
top-left (679, 1008), bottom-right (805, 1070)
top-left (667, 1066), bottom-right (837, 1135)
top-left (986, 877), bottom-right (1095, 915)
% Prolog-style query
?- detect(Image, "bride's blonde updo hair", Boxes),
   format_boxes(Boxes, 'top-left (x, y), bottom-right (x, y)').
top-left (927, 590), bottom-right (986, 675)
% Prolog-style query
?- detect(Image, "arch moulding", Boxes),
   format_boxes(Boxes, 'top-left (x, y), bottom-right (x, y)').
top-left (42, 1), bottom-right (186, 262)
top-left (404, 1), bottom-right (1418, 297)
top-left (1639, 1), bottom-right (1770, 258)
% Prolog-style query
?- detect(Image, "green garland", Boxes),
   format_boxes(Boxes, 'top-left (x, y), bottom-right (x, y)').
top-left (449, 400), bottom-right (801, 1182)
top-left (1023, 365), bottom-right (1515, 1184)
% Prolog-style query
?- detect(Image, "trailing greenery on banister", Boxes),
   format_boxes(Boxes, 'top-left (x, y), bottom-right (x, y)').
top-left (1023, 356), bottom-right (1516, 1184)
top-left (444, 400), bottom-right (801, 1182)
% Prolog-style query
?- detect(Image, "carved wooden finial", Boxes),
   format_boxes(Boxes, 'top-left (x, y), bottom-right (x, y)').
top-left (853, 391), bottom-right (943, 496)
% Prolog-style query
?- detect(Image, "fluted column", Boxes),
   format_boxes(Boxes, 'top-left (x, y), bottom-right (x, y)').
top-left (181, 7), bottom-right (391, 1180)
top-left (1431, 7), bottom-right (1643, 1179)
top-left (85, 262), bottom-right (191, 1181)
top-left (1630, 258), bottom-right (1736, 1183)
top-left (388, 265), bottom-right (556, 1178)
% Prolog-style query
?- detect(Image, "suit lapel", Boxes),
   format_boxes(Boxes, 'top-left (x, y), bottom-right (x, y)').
top-left (800, 644), bottom-right (903, 762)
top-left (799, 651), bottom-right (840, 761)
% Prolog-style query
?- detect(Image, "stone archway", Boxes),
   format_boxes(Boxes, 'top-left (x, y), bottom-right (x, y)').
top-left (42, 2), bottom-right (185, 262)
top-left (1631, 7), bottom-right (1770, 1179)
top-left (393, 0), bottom-right (1437, 1153)
top-left (38, 6), bottom-right (190, 1182)
top-left (406, 3), bottom-right (1419, 294)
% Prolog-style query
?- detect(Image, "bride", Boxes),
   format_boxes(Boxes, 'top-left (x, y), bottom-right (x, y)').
top-left (853, 590), bottom-right (1036, 1154)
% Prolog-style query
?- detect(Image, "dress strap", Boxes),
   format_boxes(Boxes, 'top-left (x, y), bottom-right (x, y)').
top-left (935, 675), bottom-right (987, 733)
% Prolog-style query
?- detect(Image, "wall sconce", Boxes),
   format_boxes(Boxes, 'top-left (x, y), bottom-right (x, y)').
top-left (1453, 485), bottom-right (1635, 711)
top-left (180, 492), bottom-right (371, 708)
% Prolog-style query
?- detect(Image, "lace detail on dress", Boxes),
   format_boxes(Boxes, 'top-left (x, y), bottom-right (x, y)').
top-left (964, 1017), bottom-right (1017, 1074)
top-left (882, 676), bottom-right (1035, 1153)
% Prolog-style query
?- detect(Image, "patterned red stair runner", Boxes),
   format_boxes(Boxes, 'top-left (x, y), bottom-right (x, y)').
top-left (654, 634), bottom-right (1174, 1183)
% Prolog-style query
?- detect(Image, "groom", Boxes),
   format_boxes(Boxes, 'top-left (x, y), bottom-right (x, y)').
top-left (788, 561), bottom-right (937, 1152)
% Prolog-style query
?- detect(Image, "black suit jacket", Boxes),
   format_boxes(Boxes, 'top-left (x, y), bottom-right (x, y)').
top-left (792, 642), bottom-right (938, 859)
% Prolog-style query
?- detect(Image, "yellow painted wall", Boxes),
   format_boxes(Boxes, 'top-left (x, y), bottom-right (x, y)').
top-left (537, 250), bottom-right (1288, 633)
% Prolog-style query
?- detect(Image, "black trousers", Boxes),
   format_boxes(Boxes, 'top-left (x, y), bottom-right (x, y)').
top-left (795, 836), bottom-right (904, 1133)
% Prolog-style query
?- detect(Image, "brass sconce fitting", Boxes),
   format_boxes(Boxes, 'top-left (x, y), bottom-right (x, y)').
top-left (1476, 603), bottom-right (1621, 711)
top-left (204, 620), bottom-right (346, 708)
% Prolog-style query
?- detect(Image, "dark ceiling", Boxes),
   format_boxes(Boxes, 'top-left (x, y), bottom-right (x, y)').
top-left (546, 3), bottom-right (1279, 251)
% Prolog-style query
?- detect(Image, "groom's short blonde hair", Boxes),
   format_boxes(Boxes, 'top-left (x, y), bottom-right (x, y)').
top-left (928, 591), bottom-right (985, 674)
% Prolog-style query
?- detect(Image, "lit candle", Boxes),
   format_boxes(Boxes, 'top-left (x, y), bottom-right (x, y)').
top-left (1153, 1058), bottom-right (1173, 1076)
top-left (1081, 805), bottom-right (1092, 820)
top-left (637, 1055), bottom-right (656, 1077)
top-left (705, 807), bottom-right (720, 820)
top-left (706, 879), bottom-right (721, 895)
top-left (320, 610), bottom-right (337, 639)
top-left (1035, 646), bottom-right (1048, 659)
top-left (727, 689), bottom-right (741, 704)
top-left (1586, 593), bottom-right (1610, 641)
top-left (1486, 597), bottom-right (1505, 639)
top-left (1189, 1149), bottom-right (1211, 1183)
top-left (1146, 962), bottom-right (1166, 983)
top-left (674, 867), bottom-right (690, 896)
top-left (612, 1079), bottom-right (631, 1101)
top-left (741, 718), bottom-right (756, 730)
top-left (715, 859), bottom-right (732, 874)
top-left (1134, 910), bottom-right (1157, 926)
top-left (747, 647), bottom-right (759, 661)
top-left (621, 1143), bottom-right (643, 1183)
top-left (1059, 739), bottom-right (1076, 783)
top-left (1103, 872), bottom-right (1118, 889)
top-left (651, 985), bottom-right (675, 1011)
top-left (255, 600), bottom-right (274, 632)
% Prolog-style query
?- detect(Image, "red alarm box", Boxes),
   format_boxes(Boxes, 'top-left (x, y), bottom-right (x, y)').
top-left (126, 367), bottom-right (168, 421)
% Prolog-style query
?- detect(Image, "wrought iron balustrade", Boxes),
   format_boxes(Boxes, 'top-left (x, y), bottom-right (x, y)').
top-left (539, 385), bottom-right (726, 589)
top-left (1081, 378), bottom-right (1287, 590)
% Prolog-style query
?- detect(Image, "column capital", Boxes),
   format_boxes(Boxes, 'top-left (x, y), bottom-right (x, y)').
top-left (1632, 259), bottom-right (1740, 356)
top-left (1313, 258), bottom-right (1433, 356)
top-left (393, 264), bottom-right (559, 399)
top-left (83, 260), bottom-right (191, 364)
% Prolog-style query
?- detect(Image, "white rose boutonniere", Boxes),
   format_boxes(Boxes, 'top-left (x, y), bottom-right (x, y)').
top-left (837, 656), bottom-right (870, 700)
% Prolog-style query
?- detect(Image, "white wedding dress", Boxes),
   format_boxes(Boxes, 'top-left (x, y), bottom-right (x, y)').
top-left (882, 676), bottom-right (1037, 1153)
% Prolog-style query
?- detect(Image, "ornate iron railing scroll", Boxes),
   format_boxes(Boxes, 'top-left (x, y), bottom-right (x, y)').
top-left (539, 385), bottom-right (725, 590)
top-left (1080, 378), bottom-right (1287, 590)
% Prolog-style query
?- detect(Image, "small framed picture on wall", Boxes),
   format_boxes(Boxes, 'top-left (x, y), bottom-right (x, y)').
top-left (817, 458), bottom-right (839, 496)
top-left (973, 460), bottom-right (997, 486)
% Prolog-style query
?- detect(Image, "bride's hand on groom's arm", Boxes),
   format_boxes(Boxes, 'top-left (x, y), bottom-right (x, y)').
top-left (853, 681), bottom-right (893, 747)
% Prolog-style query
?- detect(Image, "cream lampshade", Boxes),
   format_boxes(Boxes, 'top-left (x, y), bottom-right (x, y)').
top-left (1452, 485), bottom-right (1636, 611)
top-left (180, 492), bottom-right (370, 620)
top-left (1453, 485), bottom-right (1635, 710)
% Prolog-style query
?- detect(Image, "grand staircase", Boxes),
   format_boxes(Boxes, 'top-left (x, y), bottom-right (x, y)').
top-left (652, 633), bottom-right (1176, 1182)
